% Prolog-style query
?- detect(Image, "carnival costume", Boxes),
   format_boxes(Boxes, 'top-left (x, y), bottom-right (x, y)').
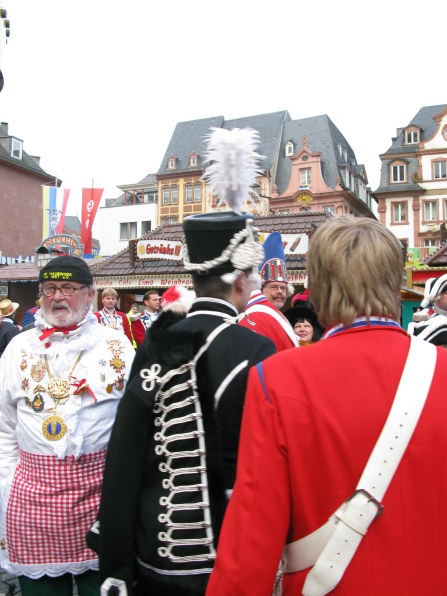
top-left (240, 232), bottom-right (298, 351)
top-left (0, 305), bottom-right (135, 579)
top-left (94, 127), bottom-right (276, 596)
top-left (207, 319), bottom-right (447, 595)
top-left (408, 274), bottom-right (447, 345)
top-left (131, 310), bottom-right (159, 348)
top-left (95, 307), bottom-right (133, 344)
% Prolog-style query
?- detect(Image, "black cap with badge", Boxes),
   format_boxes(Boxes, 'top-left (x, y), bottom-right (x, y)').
top-left (39, 256), bottom-right (94, 285)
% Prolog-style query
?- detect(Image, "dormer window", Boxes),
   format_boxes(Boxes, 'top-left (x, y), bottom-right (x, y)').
top-left (391, 160), bottom-right (407, 183)
top-left (405, 129), bottom-right (419, 144)
top-left (167, 156), bottom-right (176, 170)
top-left (285, 142), bottom-right (294, 157)
top-left (11, 138), bottom-right (23, 160)
top-left (189, 153), bottom-right (198, 167)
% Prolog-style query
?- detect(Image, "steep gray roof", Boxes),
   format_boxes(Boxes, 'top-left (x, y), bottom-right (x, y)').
top-left (0, 124), bottom-right (56, 180)
top-left (381, 104), bottom-right (447, 156)
top-left (373, 105), bottom-right (446, 194)
top-left (157, 111), bottom-right (291, 176)
top-left (157, 116), bottom-right (224, 174)
top-left (275, 114), bottom-right (358, 194)
top-left (64, 215), bottom-right (81, 232)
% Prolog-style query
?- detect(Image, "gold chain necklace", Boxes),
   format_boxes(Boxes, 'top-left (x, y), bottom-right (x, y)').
top-left (42, 351), bottom-right (84, 441)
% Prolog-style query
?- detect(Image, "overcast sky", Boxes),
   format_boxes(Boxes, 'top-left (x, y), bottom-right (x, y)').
top-left (0, 0), bottom-right (445, 218)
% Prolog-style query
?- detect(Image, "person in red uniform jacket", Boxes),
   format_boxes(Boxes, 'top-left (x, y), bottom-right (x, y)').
top-left (239, 232), bottom-right (298, 351)
top-left (207, 216), bottom-right (447, 596)
top-left (94, 288), bottom-right (133, 344)
top-left (130, 289), bottom-right (160, 347)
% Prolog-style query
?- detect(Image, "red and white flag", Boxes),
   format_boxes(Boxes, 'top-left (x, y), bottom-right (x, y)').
top-left (81, 188), bottom-right (103, 254)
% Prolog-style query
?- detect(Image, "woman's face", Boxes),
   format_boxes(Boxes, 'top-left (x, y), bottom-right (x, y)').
top-left (293, 318), bottom-right (314, 343)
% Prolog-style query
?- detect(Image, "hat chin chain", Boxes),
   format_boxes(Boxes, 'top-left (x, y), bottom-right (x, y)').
top-left (182, 219), bottom-right (264, 283)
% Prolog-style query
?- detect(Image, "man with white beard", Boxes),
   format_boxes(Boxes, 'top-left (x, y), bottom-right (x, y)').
top-left (0, 256), bottom-right (135, 596)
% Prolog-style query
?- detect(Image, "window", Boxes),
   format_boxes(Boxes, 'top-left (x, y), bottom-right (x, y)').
top-left (185, 184), bottom-right (193, 203)
top-left (141, 221), bottom-right (151, 235)
top-left (434, 161), bottom-right (447, 179)
top-left (406, 130), bottom-right (419, 144)
top-left (285, 142), bottom-right (293, 156)
top-left (162, 216), bottom-right (178, 225)
top-left (162, 187), bottom-right (170, 205)
top-left (300, 168), bottom-right (311, 186)
top-left (168, 158), bottom-right (176, 169)
top-left (189, 154), bottom-right (198, 167)
top-left (424, 239), bottom-right (437, 248)
top-left (324, 205), bottom-right (335, 215)
top-left (171, 186), bottom-right (178, 204)
top-left (194, 183), bottom-right (202, 202)
top-left (120, 222), bottom-right (137, 240)
top-left (11, 138), bottom-right (22, 159)
top-left (424, 201), bottom-right (437, 221)
top-left (391, 163), bottom-right (406, 183)
top-left (392, 202), bottom-right (407, 223)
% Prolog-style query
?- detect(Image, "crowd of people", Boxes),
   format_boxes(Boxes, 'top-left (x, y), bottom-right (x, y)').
top-left (1, 127), bottom-right (447, 596)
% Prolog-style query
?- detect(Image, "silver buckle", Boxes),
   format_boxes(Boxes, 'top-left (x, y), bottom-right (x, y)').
top-left (345, 488), bottom-right (384, 519)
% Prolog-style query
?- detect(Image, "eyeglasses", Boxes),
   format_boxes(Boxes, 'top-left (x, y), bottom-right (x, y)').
top-left (41, 284), bottom-right (87, 297)
top-left (266, 284), bottom-right (287, 293)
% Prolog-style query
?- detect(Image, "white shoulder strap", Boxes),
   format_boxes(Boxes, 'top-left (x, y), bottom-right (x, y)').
top-left (245, 305), bottom-right (299, 347)
top-left (283, 336), bottom-right (437, 595)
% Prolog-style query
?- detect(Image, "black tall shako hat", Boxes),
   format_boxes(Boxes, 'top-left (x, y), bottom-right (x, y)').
top-left (182, 127), bottom-right (265, 281)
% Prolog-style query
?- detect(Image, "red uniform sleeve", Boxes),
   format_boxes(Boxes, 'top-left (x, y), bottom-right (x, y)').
top-left (131, 318), bottom-right (145, 347)
top-left (94, 311), bottom-right (101, 324)
top-left (206, 363), bottom-right (290, 595)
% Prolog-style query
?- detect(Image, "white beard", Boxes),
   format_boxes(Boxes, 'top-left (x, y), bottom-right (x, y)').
top-left (41, 293), bottom-right (91, 327)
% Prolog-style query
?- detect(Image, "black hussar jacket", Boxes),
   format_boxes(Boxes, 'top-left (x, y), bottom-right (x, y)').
top-left (89, 297), bottom-right (276, 596)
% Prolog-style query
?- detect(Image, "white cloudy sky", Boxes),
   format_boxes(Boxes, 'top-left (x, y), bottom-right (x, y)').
top-left (0, 0), bottom-right (445, 218)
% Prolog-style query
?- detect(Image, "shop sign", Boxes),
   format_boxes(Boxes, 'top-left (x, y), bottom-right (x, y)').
top-left (137, 240), bottom-right (183, 260)
top-left (94, 274), bottom-right (193, 289)
top-left (94, 271), bottom-right (306, 290)
top-left (38, 234), bottom-right (84, 257)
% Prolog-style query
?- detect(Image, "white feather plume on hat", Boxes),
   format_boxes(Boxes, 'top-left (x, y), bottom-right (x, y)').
top-left (203, 127), bottom-right (264, 214)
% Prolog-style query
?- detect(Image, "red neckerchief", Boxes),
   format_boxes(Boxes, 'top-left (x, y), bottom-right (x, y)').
top-left (39, 325), bottom-right (79, 342)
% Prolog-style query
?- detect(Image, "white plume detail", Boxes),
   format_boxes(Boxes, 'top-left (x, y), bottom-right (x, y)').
top-left (203, 127), bottom-right (264, 214)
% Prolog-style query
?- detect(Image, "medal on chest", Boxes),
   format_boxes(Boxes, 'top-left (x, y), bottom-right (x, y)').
top-left (41, 351), bottom-right (85, 441)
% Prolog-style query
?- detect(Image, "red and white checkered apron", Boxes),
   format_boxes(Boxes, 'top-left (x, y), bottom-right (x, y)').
top-left (6, 448), bottom-right (106, 564)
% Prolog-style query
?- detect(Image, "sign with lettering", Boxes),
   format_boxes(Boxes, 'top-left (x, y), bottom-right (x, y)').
top-left (137, 240), bottom-right (183, 260)
top-left (37, 234), bottom-right (84, 257)
top-left (94, 271), bottom-right (307, 290)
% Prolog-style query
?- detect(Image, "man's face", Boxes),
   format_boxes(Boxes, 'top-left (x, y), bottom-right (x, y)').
top-left (262, 281), bottom-right (287, 309)
top-left (40, 282), bottom-right (94, 327)
top-left (103, 295), bottom-right (117, 311)
top-left (144, 293), bottom-right (160, 313)
top-left (435, 290), bottom-right (447, 311)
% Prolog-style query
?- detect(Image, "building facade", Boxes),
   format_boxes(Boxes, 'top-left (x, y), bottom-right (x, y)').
top-left (95, 174), bottom-right (158, 256)
top-left (156, 111), bottom-right (375, 223)
top-left (0, 122), bottom-right (57, 262)
top-left (374, 104), bottom-right (447, 262)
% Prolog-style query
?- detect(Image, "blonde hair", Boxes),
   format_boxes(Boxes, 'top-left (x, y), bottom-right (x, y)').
top-left (102, 288), bottom-right (118, 299)
top-left (308, 216), bottom-right (402, 328)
